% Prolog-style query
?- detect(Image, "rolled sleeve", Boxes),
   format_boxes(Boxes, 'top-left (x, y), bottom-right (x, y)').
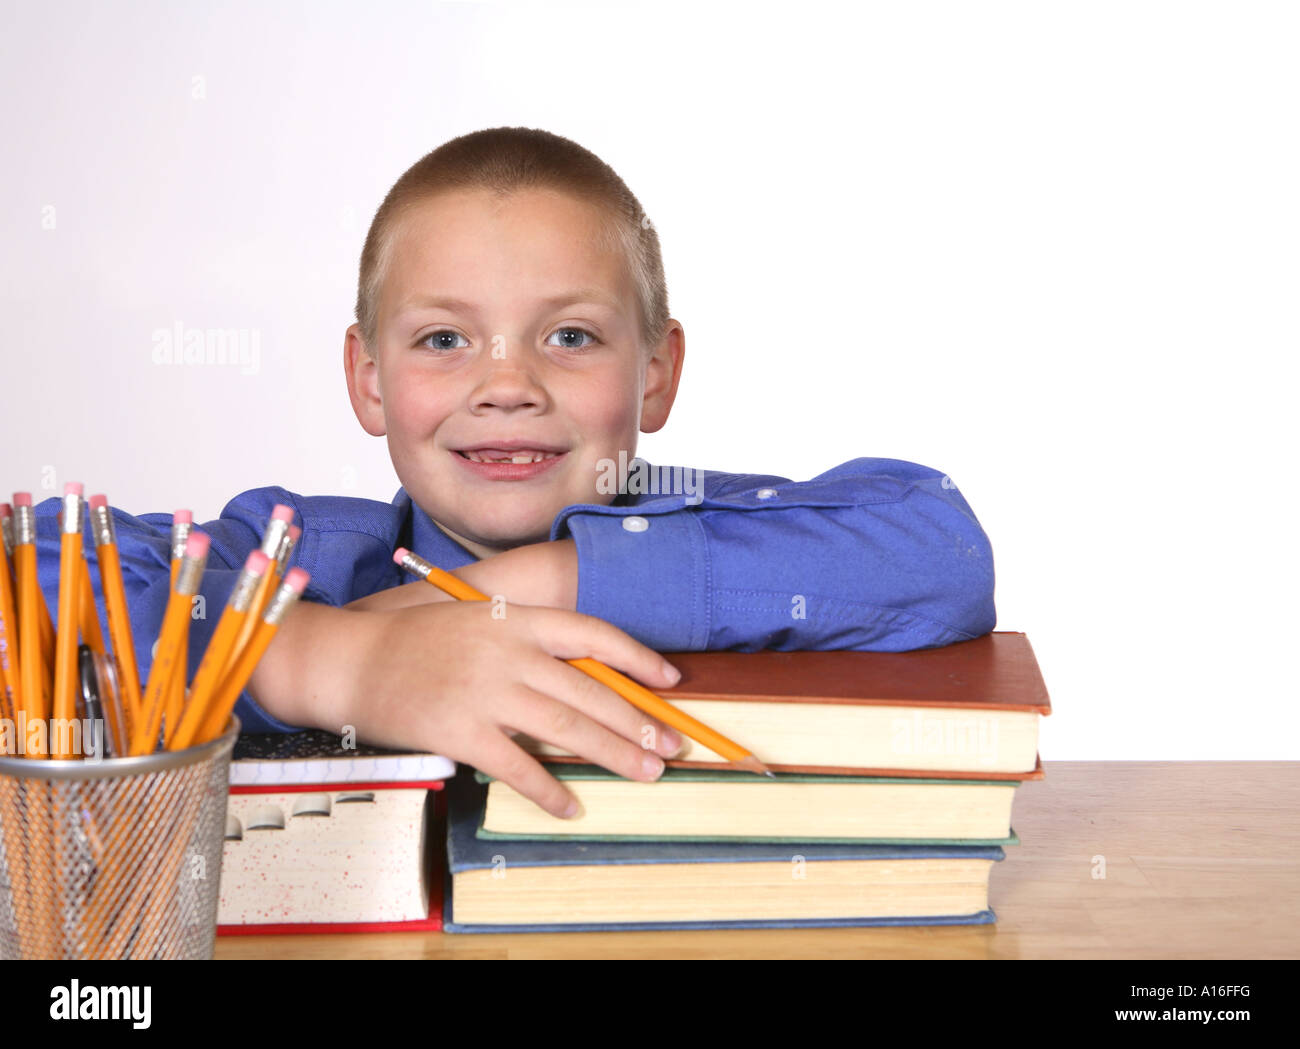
top-left (550, 457), bottom-right (997, 654)
top-left (559, 506), bottom-right (712, 651)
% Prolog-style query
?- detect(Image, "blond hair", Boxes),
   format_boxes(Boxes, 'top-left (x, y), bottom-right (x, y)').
top-left (355, 127), bottom-right (670, 354)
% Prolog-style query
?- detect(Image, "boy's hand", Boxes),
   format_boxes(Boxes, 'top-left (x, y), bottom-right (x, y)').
top-left (345, 538), bottom-right (577, 613)
top-left (247, 598), bottom-right (684, 819)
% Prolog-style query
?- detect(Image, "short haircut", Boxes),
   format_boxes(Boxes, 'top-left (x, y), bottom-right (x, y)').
top-left (355, 127), bottom-right (670, 354)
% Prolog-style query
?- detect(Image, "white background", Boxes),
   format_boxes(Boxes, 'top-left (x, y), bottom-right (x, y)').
top-left (2, 1), bottom-right (1296, 758)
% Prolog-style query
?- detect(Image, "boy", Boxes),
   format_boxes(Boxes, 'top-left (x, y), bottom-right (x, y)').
top-left (32, 127), bottom-right (996, 819)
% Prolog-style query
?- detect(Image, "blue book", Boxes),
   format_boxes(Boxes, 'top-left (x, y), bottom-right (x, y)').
top-left (443, 772), bottom-right (1002, 933)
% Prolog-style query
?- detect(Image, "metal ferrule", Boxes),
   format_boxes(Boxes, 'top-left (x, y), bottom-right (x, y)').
top-left (259, 519), bottom-right (290, 560)
top-left (13, 505), bottom-right (36, 546)
top-left (90, 504), bottom-right (117, 547)
top-left (170, 520), bottom-right (192, 562)
top-left (1, 515), bottom-right (12, 557)
top-left (273, 532), bottom-right (295, 575)
top-left (261, 580), bottom-right (303, 626)
top-left (176, 552), bottom-right (207, 596)
top-left (61, 492), bottom-right (84, 535)
top-left (397, 550), bottom-right (432, 580)
top-left (229, 566), bottom-right (263, 613)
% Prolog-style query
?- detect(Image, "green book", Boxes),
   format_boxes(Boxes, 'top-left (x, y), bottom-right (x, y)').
top-left (471, 764), bottom-right (1020, 845)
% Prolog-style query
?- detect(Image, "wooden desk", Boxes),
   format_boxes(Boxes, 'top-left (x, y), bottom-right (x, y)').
top-left (214, 761), bottom-right (1300, 959)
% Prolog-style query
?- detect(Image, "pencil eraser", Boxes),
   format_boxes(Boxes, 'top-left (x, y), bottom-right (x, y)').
top-left (245, 550), bottom-right (271, 574)
top-left (89, 494), bottom-right (108, 510)
top-left (287, 524), bottom-right (302, 540)
top-left (271, 505), bottom-right (295, 524)
top-left (173, 509), bottom-right (193, 524)
top-left (283, 567), bottom-right (310, 593)
top-left (64, 482), bottom-right (84, 497)
top-left (184, 530), bottom-right (210, 559)
top-left (393, 547), bottom-right (409, 564)
top-left (13, 493), bottom-right (32, 507)
top-left (0, 503), bottom-right (10, 518)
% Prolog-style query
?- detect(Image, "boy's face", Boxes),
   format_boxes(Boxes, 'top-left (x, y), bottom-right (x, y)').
top-left (345, 187), bottom-right (683, 558)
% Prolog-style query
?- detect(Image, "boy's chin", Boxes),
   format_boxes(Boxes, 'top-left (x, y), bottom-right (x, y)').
top-left (435, 510), bottom-right (554, 553)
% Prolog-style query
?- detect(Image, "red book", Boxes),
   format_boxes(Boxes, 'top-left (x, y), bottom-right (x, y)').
top-left (530, 632), bottom-right (1050, 779)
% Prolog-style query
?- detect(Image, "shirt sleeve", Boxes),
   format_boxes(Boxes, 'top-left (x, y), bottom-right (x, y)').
top-left (32, 486), bottom-right (366, 737)
top-left (549, 457), bottom-right (997, 653)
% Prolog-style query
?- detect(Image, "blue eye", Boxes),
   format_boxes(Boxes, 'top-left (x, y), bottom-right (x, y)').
top-left (547, 327), bottom-right (598, 351)
top-left (420, 330), bottom-right (469, 352)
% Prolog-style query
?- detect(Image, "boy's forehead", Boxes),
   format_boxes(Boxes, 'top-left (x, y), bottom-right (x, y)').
top-left (382, 187), bottom-right (633, 314)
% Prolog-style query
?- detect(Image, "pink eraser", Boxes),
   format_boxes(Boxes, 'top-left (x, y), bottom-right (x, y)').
top-left (89, 494), bottom-right (108, 510)
top-left (271, 505), bottom-right (295, 523)
top-left (64, 482), bottom-right (84, 497)
top-left (0, 503), bottom-right (10, 518)
top-left (173, 509), bottom-right (193, 524)
top-left (283, 567), bottom-right (310, 593)
top-left (287, 524), bottom-right (302, 540)
top-left (393, 547), bottom-right (409, 564)
top-left (13, 493), bottom-right (32, 507)
top-left (184, 530), bottom-right (210, 558)
top-left (245, 550), bottom-right (271, 574)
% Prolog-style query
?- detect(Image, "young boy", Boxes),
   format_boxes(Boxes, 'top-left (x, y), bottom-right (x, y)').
top-left (32, 127), bottom-right (996, 819)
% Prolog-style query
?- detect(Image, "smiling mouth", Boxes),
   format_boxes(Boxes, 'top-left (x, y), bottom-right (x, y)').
top-left (455, 449), bottom-right (565, 464)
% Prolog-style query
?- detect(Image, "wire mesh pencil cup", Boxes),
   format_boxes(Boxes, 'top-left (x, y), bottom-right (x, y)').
top-left (0, 716), bottom-right (239, 959)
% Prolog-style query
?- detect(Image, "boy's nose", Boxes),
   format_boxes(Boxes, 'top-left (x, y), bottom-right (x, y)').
top-left (468, 362), bottom-right (550, 414)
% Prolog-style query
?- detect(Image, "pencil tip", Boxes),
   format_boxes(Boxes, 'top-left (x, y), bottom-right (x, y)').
top-left (733, 754), bottom-right (777, 779)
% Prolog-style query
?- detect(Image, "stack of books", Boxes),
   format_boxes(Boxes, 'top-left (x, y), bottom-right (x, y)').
top-left (443, 631), bottom-right (1050, 932)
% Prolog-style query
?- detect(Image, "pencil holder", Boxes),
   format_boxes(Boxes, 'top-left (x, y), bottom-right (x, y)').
top-left (0, 716), bottom-right (239, 959)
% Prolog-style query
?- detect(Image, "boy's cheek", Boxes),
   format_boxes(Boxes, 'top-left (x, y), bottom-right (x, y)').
top-left (383, 390), bottom-right (453, 441)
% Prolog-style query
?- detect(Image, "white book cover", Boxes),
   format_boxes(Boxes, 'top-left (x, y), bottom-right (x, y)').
top-left (228, 729), bottom-right (455, 786)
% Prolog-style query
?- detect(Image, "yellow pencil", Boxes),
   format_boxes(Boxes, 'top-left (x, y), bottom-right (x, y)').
top-left (0, 614), bottom-right (10, 724)
top-left (392, 547), bottom-right (774, 777)
top-left (164, 511), bottom-right (192, 749)
top-left (222, 505), bottom-right (294, 683)
top-left (88, 495), bottom-right (144, 744)
top-left (52, 484), bottom-right (86, 759)
top-left (12, 494), bottom-right (49, 752)
top-left (0, 503), bottom-right (17, 723)
top-left (168, 549), bottom-right (270, 751)
top-left (132, 530), bottom-right (209, 756)
top-left (188, 566), bottom-right (309, 748)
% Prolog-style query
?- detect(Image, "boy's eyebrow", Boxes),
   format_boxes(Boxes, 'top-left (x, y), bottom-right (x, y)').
top-left (395, 289), bottom-right (623, 316)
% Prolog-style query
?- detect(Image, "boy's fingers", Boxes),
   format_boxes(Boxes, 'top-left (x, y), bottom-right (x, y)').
top-left (529, 607), bottom-right (682, 690)
top-left (471, 733), bottom-right (580, 820)
top-left (525, 654), bottom-right (684, 759)
top-left (506, 685), bottom-right (668, 787)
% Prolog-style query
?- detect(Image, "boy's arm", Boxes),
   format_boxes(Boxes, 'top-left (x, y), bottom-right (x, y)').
top-left (347, 458), bottom-right (996, 653)
top-left (545, 457), bottom-right (996, 653)
top-left (346, 537), bottom-right (578, 613)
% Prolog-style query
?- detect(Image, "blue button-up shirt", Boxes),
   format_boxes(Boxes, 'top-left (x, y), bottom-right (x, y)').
top-left (31, 457), bottom-right (996, 733)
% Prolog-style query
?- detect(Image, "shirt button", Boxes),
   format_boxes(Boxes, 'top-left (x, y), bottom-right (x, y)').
top-left (622, 516), bottom-right (649, 533)
top-left (756, 488), bottom-right (778, 500)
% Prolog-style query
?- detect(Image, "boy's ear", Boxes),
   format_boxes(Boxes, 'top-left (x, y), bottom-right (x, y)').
top-left (640, 320), bottom-right (685, 435)
top-left (344, 324), bottom-right (387, 437)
